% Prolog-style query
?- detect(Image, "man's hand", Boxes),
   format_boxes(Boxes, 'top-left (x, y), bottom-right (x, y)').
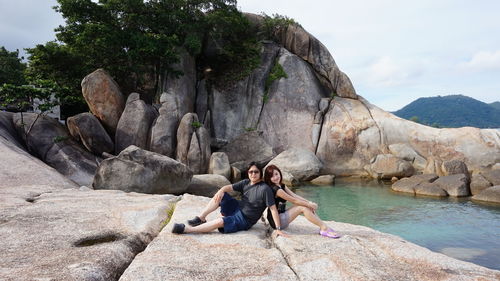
top-left (213, 190), bottom-right (224, 204)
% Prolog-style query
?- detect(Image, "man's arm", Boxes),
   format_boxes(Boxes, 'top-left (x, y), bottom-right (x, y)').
top-left (213, 184), bottom-right (234, 203)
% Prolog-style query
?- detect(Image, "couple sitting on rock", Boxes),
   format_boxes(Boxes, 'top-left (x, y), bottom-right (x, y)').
top-left (172, 162), bottom-right (340, 238)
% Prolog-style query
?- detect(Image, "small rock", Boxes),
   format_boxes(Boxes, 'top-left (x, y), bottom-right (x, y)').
top-left (208, 152), bottom-right (231, 180)
top-left (186, 174), bottom-right (231, 197)
top-left (309, 175), bottom-right (335, 186)
top-left (470, 173), bottom-right (493, 195)
top-left (472, 186), bottom-right (500, 204)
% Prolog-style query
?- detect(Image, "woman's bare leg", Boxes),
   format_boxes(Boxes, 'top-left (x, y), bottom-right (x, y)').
top-left (286, 206), bottom-right (328, 231)
top-left (184, 218), bottom-right (224, 233)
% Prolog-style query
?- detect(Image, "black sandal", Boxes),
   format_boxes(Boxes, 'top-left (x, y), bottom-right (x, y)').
top-left (172, 223), bottom-right (185, 234)
top-left (187, 216), bottom-right (206, 227)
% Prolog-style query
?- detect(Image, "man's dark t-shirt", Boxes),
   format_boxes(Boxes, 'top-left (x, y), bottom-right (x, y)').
top-left (232, 179), bottom-right (275, 226)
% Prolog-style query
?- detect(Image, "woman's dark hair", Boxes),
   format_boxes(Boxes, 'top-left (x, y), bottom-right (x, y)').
top-left (264, 165), bottom-right (283, 187)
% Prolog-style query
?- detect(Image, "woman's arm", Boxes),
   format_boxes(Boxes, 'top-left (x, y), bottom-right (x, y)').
top-left (268, 204), bottom-right (288, 237)
top-left (276, 189), bottom-right (317, 210)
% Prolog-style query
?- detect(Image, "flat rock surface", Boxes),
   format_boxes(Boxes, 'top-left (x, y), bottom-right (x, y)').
top-left (120, 195), bottom-right (500, 281)
top-left (119, 194), bottom-right (297, 281)
top-left (0, 186), bottom-right (177, 281)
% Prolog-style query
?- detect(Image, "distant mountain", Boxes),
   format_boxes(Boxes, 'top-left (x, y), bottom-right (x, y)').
top-left (393, 95), bottom-right (500, 128)
top-left (489, 101), bottom-right (500, 111)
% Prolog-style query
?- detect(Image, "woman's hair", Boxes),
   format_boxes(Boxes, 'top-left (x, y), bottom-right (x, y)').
top-left (264, 164), bottom-right (283, 187)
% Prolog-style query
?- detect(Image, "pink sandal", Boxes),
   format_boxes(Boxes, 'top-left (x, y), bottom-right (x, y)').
top-left (319, 228), bottom-right (341, 239)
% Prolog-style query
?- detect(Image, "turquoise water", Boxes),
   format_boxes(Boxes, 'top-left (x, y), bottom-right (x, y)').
top-left (294, 179), bottom-right (500, 270)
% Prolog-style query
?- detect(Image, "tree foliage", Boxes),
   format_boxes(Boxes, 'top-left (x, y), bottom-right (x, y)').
top-left (21, 0), bottom-right (260, 110)
top-left (0, 47), bottom-right (26, 85)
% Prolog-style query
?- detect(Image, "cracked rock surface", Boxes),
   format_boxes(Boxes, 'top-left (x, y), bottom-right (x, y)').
top-left (0, 185), bottom-right (177, 281)
top-left (120, 195), bottom-right (500, 281)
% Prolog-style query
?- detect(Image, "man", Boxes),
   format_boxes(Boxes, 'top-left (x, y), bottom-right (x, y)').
top-left (172, 162), bottom-right (285, 236)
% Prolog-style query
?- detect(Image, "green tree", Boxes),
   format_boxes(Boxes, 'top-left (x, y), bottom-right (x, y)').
top-left (409, 116), bottom-right (420, 123)
top-left (46, 0), bottom-right (253, 100)
top-left (0, 47), bottom-right (26, 85)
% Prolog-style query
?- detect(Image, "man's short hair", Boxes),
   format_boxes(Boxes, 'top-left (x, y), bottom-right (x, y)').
top-left (247, 161), bottom-right (262, 176)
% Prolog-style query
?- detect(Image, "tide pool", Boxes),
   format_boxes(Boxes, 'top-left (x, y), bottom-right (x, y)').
top-left (293, 179), bottom-right (500, 270)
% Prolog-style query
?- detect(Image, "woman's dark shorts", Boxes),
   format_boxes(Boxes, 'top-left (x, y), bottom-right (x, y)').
top-left (218, 193), bottom-right (250, 233)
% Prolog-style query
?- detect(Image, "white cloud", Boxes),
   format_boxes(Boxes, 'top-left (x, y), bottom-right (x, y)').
top-left (362, 56), bottom-right (425, 88)
top-left (460, 50), bottom-right (500, 72)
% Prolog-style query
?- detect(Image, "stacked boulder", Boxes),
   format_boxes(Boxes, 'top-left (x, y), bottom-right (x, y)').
top-left (471, 169), bottom-right (500, 204)
top-left (389, 160), bottom-right (500, 200)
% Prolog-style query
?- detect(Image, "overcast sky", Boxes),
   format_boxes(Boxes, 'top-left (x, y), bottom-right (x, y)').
top-left (1, 0), bottom-right (499, 111)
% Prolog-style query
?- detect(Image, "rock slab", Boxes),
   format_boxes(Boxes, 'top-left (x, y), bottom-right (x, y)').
top-left (0, 185), bottom-right (177, 281)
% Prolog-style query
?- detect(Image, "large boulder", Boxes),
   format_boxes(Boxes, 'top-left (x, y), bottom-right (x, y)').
top-left (257, 48), bottom-right (328, 153)
top-left (0, 137), bottom-right (77, 190)
top-left (316, 96), bottom-right (500, 177)
top-left (470, 173), bottom-right (493, 195)
top-left (267, 147), bottom-right (323, 181)
top-left (388, 143), bottom-right (427, 170)
top-left (159, 49), bottom-right (196, 118)
top-left (12, 113), bottom-right (99, 186)
top-left (67, 112), bottom-right (114, 155)
top-left (253, 15), bottom-right (357, 99)
top-left (115, 93), bottom-right (157, 154)
top-left (149, 93), bottom-right (180, 157)
top-left (209, 43), bottom-right (280, 144)
top-left (81, 69), bottom-right (125, 135)
top-left (208, 152), bottom-right (231, 180)
top-left (413, 182), bottom-right (449, 197)
top-left (220, 131), bottom-right (276, 171)
top-left (0, 111), bottom-right (24, 149)
top-left (481, 169), bottom-right (500, 186)
top-left (442, 160), bottom-right (470, 182)
top-left (472, 186), bottom-right (500, 204)
top-left (433, 174), bottom-right (470, 197)
top-left (392, 174), bottom-right (439, 195)
top-left (93, 145), bottom-right (192, 194)
top-left (365, 154), bottom-right (415, 180)
top-left (185, 174), bottom-right (231, 197)
top-left (187, 127), bottom-right (211, 174)
top-left (316, 97), bottom-right (382, 176)
top-left (0, 185), bottom-right (177, 281)
top-left (175, 113), bottom-right (198, 165)
top-left (176, 113), bottom-right (211, 173)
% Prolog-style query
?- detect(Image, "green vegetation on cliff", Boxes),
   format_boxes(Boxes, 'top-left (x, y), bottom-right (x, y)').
top-left (394, 95), bottom-right (500, 128)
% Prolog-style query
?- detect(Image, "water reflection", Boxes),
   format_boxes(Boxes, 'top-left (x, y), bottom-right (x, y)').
top-left (294, 179), bottom-right (500, 270)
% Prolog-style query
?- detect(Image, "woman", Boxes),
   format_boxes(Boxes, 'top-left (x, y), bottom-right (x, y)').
top-left (264, 165), bottom-right (341, 238)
